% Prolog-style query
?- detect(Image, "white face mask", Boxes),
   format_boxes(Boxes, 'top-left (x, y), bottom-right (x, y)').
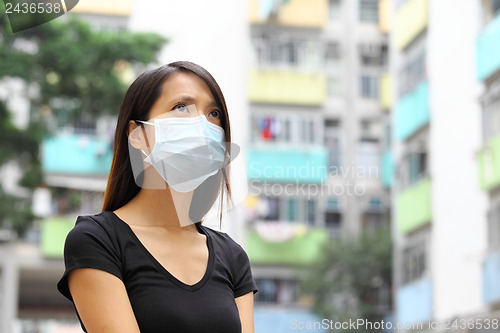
top-left (137, 115), bottom-right (227, 192)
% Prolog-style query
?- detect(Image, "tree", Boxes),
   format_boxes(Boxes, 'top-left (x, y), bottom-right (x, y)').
top-left (0, 8), bottom-right (167, 236)
top-left (301, 225), bottom-right (393, 333)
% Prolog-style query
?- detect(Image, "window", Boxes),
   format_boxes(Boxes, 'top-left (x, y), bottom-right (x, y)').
top-left (254, 195), bottom-right (317, 224)
top-left (255, 278), bottom-right (299, 304)
top-left (325, 198), bottom-right (341, 238)
top-left (251, 115), bottom-right (291, 143)
top-left (252, 37), bottom-right (321, 70)
top-left (359, 0), bottom-right (379, 23)
top-left (400, 150), bottom-right (428, 188)
top-left (361, 212), bottom-right (384, 233)
top-left (494, 0), bottom-right (500, 17)
top-left (305, 199), bottom-right (317, 225)
top-left (360, 75), bottom-right (379, 99)
top-left (329, 0), bottom-right (341, 20)
top-left (286, 198), bottom-right (298, 222)
top-left (359, 43), bottom-right (388, 67)
top-left (357, 139), bottom-right (380, 178)
top-left (481, 86), bottom-right (500, 144)
top-left (251, 114), bottom-right (321, 145)
top-left (402, 241), bottom-right (427, 285)
top-left (398, 51), bottom-right (426, 97)
top-left (487, 204), bottom-right (500, 250)
top-left (324, 119), bottom-right (342, 169)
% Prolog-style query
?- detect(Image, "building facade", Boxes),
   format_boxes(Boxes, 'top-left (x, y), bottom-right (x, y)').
top-left (244, 0), bottom-right (391, 331)
top-left (391, 0), bottom-right (494, 330)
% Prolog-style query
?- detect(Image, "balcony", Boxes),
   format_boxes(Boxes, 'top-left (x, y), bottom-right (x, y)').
top-left (382, 150), bottom-right (394, 188)
top-left (72, 0), bottom-right (132, 16)
top-left (248, 69), bottom-right (327, 106)
top-left (42, 133), bottom-right (113, 176)
top-left (396, 277), bottom-right (433, 324)
top-left (477, 14), bottom-right (500, 81)
top-left (396, 177), bottom-right (432, 234)
top-left (246, 227), bottom-right (328, 265)
top-left (246, 145), bottom-right (328, 183)
top-left (378, 0), bottom-right (392, 34)
top-left (477, 133), bottom-right (500, 191)
top-left (394, 0), bottom-right (428, 50)
top-left (395, 80), bottom-right (430, 141)
top-left (40, 216), bottom-right (75, 258)
top-left (483, 252), bottom-right (500, 304)
top-left (255, 308), bottom-right (327, 333)
top-left (248, 0), bottom-right (327, 28)
top-left (380, 73), bottom-right (393, 109)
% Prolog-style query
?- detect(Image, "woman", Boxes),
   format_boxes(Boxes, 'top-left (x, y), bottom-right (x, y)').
top-left (57, 61), bottom-right (258, 332)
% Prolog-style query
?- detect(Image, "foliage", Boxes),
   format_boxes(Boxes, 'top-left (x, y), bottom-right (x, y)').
top-left (301, 225), bottom-right (393, 333)
top-left (0, 9), bottom-right (167, 236)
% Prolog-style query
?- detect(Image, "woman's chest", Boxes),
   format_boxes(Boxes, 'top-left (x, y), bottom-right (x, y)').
top-left (123, 265), bottom-right (241, 332)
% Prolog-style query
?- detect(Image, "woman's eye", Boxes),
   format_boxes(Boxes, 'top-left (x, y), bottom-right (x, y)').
top-left (209, 110), bottom-right (221, 119)
top-left (172, 104), bottom-right (189, 112)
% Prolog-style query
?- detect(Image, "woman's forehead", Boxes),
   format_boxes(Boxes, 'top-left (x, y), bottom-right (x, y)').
top-left (159, 71), bottom-right (215, 101)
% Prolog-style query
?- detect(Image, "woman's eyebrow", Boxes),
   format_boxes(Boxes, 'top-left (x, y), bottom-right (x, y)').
top-left (170, 95), bottom-right (219, 108)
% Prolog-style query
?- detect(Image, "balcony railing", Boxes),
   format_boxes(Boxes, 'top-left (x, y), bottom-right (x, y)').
top-left (248, 0), bottom-right (327, 28)
top-left (396, 177), bottom-right (432, 234)
top-left (246, 145), bottom-right (328, 183)
top-left (477, 13), bottom-right (500, 81)
top-left (248, 68), bottom-right (327, 106)
top-left (477, 133), bottom-right (500, 191)
top-left (246, 226), bottom-right (328, 265)
top-left (395, 80), bottom-right (430, 141)
top-left (396, 277), bottom-right (433, 324)
top-left (394, 0), bottom-right (428, 50)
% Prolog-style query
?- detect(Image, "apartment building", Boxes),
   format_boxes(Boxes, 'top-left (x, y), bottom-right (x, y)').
top-left (391, 0), bottom-right (490, 329)
top-left (476, 0), bottom-right (500, 326)
top-left (243, 0), bottom-right (391, 330)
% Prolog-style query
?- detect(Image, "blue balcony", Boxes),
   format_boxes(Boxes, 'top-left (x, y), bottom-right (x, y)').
top-left (483, 252), bottom-right (500, 304)
top-left (396, 277), bottom-right (433, 324)
top-left (382, 150), bottom-right (394, 188)
top-left (395, 81), bottom-right (430, 141)
top-left (477, 14), bottom-right (500, 81)
top-left (255, 308), bottom-right (327, 333)
top-left (42, 134), bottom-right (113, 176)
top-left (246, 145), bottom-right (328, 183)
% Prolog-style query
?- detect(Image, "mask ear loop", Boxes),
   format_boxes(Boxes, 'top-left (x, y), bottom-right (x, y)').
top-left (138, 121), bottom-right (170, 190)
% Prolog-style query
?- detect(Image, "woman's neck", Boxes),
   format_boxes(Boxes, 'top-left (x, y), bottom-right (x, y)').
top-left (115, 186), bottom-right (198, 231)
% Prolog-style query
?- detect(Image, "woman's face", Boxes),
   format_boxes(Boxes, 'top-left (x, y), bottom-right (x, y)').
top-left (147, 71), bottom-right (223, 128)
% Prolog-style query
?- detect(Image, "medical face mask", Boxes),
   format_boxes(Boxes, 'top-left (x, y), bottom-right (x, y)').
top-left (137, 115), bottom-right (227, 193)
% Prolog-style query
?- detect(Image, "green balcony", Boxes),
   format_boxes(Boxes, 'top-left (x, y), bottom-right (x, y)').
top-left (248, 69), bottom-right (326, 105)
top-left (246, 227), bottom-right (329, 265)
top-left (41, 216), bottom-right (75, 258)
top-left (477, 13), bottom-right (500, 81)
top-left (477, 133), bottom-right (500, 191)
top-left (396, 178), bottom-right (432, 234)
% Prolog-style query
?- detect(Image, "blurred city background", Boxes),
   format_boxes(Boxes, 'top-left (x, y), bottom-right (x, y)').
top-left (0, 0), bottom-right (498, 332)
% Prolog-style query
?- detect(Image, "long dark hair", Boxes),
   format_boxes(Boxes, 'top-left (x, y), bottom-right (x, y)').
top-left (102, 61), bottom-right (232, 225)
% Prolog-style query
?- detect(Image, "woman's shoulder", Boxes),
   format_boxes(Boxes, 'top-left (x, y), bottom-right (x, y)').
top-left (198, 224), bottom-right (247, 255)
top-left (68, 211), bottom-right (122, 241)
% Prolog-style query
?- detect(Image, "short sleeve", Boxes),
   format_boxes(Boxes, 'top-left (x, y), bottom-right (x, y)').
top-left (232, 244), bottom-right (259, 298)
top-left (57, 215), bottom-right (123, 302)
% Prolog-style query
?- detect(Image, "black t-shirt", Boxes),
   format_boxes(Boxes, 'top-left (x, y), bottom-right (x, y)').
top-left (57, 211), bottom-right (258, 332)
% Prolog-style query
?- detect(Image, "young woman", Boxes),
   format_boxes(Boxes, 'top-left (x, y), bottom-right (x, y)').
top-left (57, 61), bottom-right (258, 332)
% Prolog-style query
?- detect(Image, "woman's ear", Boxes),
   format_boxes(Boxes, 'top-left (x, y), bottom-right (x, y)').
top-left (128, 120), bottom-right (146, 150)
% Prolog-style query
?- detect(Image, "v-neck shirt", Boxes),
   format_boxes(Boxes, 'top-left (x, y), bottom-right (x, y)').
top-left (57, 211), bottom-right (258, 332)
